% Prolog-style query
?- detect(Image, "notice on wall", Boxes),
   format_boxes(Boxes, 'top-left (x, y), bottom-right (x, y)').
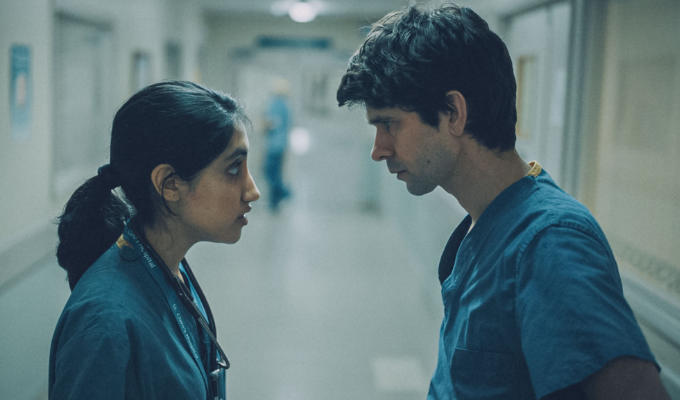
top-left (10, 44), bottom-right (32, 141)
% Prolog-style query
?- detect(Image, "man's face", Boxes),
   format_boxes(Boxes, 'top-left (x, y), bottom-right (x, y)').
top-left (366, 106), bottom-right (454, 195)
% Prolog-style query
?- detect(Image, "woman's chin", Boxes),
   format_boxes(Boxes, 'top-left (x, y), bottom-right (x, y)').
top-left (223, 230), bottom-right (242, 244)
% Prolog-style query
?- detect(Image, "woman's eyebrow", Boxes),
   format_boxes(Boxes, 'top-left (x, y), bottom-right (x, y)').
top-left (224, 147), bottom-right (248, 162)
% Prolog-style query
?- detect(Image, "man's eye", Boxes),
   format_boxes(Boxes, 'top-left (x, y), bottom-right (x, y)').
top-left (382, 121), bottom-right (394, 133)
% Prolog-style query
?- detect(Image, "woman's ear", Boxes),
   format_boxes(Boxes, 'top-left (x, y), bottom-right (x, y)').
top-left (150, 164), bottom-right (181, 202)
top-left (445, 90), bottom-right (468, 137)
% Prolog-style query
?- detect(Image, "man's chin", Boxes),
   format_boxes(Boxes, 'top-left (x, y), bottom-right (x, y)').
top-left (406, 182), bottom-right (436, 196)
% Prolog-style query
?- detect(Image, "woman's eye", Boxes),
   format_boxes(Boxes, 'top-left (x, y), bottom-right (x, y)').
top-left (227, 162), bottom-right (242, 176)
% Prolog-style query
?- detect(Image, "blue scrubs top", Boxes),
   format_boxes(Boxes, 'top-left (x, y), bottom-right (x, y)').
top-left (49, 225), bottom-right (219, 399)
top-left (265, 94), bottom-right (290, 155)
top-left (427, 165), bottom-right (656, 399)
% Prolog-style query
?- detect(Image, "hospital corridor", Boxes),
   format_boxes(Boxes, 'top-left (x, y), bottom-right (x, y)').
top-left (1, 0), bottom-right (680, 399)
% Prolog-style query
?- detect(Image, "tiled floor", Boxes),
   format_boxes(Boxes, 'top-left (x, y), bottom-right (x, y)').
top-left (190, 205), bottom-right (441, 399)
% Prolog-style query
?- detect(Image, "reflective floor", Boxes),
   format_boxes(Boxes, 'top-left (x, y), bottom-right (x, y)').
top-left (0, 112), bottom-right (444, 400)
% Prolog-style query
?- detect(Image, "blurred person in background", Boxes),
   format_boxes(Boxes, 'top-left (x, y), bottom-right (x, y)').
top-left (337, 3), bottom-right (670, 400)
top-left (50, 81), bottom-right (259, 400)
top-left (263, 77), bottom-right (292, 212)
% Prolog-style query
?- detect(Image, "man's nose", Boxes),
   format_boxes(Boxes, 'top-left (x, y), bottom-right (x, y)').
top-left (371, 132), bottom-right (393, 161)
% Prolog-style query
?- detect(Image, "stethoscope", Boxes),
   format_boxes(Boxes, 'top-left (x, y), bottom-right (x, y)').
top-left (133, 225), bottom-right (230, 399)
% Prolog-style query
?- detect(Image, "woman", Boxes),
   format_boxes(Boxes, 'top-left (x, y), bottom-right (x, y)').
top-left (50, 81), bottom-right (260, 399)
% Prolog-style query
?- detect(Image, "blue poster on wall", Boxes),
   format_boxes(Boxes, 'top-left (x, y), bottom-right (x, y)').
top-left (10, 44), bottom-right (32, 141)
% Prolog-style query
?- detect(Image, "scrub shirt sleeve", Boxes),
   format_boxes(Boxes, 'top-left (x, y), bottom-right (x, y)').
top-left (50, 311), bottom-right (131, 400)
top-left (515, 224), bottom-right (655, 398)
top-left (266, 99), bottom-right (283, 131)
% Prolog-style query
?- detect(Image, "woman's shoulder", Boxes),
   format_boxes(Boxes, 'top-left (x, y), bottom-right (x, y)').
top-left (59, 243), bottom-right (154, 326)
top-left (78, 241), bottom-right (139, 287)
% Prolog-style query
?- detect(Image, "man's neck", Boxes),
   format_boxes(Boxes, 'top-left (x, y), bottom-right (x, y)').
top-left (443, 141), bottom-right (530, 225)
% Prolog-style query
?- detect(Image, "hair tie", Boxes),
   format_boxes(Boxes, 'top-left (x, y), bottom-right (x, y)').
top-left (97, 164), bottom-right (120, 189)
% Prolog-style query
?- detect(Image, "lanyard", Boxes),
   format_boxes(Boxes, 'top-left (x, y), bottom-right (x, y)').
top-left (124, 224), bottom-right (228, 399)
top-left (175, 270), bottom-right (230, 370)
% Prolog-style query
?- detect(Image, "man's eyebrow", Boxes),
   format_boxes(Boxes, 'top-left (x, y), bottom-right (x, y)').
top-left (368, 116), bottom-right (394, 125)
top-left (224, 147), bottom-right (248, 162)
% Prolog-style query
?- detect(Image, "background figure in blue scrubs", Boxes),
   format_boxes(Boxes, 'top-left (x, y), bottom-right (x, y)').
top-left (50, 81), bottom-right (260, 399)
top-left (263, 78), bottom-right (292, 211)
top-left (337, 4), bottom-right (671, 400)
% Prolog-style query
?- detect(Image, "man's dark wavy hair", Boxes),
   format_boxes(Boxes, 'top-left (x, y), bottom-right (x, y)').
top-left (337, 3), bottom-right (517, 151)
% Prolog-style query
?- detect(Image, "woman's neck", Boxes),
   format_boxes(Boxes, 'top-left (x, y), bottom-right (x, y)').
top-left (142, 222), bottom-right (191, 281)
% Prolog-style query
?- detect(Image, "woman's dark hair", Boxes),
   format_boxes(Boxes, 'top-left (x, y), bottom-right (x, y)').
top-left (57, 81), bottom-right (248, 290)
top-left (336, 3), bottom-right (517, 151)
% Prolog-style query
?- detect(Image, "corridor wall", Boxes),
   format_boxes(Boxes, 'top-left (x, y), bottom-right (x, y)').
top-left (0, 0), bottom-right (55, 290)
top-left (0, 0), bottom-right (205, 288)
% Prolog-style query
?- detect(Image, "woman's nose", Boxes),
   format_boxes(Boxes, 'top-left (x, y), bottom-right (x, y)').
top-left (243, 170), bottom-right (260, 203)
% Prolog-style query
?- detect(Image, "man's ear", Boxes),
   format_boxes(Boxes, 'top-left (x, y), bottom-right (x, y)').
top-left (150, 164), bottom-right (181, 202)
top-left (444, 90), bottom-right (468, 137)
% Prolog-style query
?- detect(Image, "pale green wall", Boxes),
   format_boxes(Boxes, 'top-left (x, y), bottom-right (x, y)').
top-left (0, 0), bottom-right (206, 285)
top-left (0, 0), bottom-right (54, 247)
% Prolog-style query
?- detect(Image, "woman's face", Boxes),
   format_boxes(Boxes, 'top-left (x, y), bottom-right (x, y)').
top-left (176, 126), bottom-right (260, 244)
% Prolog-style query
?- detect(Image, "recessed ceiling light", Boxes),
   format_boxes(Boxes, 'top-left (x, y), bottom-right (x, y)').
top-left (288, 1), bottom-right (317, 23)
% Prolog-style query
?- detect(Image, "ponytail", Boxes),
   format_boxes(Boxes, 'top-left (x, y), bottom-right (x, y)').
top-left (56, 166), bottom-right (129, 290)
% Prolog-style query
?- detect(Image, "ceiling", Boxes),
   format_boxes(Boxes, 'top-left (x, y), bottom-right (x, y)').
top-left (198, 0), bottom-right (548, 20)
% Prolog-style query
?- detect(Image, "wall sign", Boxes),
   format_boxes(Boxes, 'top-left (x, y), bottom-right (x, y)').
top-left (10, 44), bottom-right (32, 141)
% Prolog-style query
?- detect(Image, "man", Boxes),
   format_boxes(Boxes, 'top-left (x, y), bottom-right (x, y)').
top-left (263, 78), bottom-right (292, 211)
top-left (336, 3), bottom-right (670, 399)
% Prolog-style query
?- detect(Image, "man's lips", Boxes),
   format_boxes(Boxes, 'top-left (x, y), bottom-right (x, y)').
top-left (387, 161), bottom-right (406, 178)
top-left (389, 169), bottom-right (407, 180)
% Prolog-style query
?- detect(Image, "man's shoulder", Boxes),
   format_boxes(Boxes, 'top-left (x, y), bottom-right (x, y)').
top-left (522, 173), bottom-right (600, 231)
top-left (484, 172), bottom-right (609, 263)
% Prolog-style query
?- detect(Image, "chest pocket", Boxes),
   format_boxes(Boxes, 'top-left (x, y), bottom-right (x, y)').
top-left (451, 347), bottom-right (532, 399)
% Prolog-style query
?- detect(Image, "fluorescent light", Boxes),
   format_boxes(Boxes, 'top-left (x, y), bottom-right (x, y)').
top-left (289, 1), bottom-right (317, 23)
top-left (290, 127), bottom-right (311, 155)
